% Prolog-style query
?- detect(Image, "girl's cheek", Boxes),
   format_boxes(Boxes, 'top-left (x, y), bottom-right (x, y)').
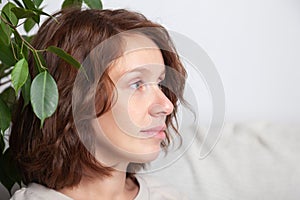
top-left (128, 101), bottom-right (151, 127)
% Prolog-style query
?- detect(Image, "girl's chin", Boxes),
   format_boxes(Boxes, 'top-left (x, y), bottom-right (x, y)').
top-left (120, 146), bottom-right (162, 164)
top-left (133, 151), bottom-right (161, 163)
top-left (93, 144), bottom-right (162, 168)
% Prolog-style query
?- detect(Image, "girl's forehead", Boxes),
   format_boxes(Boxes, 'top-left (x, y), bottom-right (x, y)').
top-left (109, 48), bottom-right (164, 81)
top-left (121, 33), bottom-right (159, 52)
top-left (108, 35), bottom-right (164, 80)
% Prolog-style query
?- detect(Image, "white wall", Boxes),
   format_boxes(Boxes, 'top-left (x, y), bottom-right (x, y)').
top-left (1, 0), bottom-right (299, 123)
top-left (101, 0), bottom-right (300, 123)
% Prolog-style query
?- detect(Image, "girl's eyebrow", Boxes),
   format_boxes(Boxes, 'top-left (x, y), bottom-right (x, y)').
top-left (123, 65), bottom-right (166, 77)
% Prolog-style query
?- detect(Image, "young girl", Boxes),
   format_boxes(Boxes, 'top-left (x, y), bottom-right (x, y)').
top-left (10, 8), bottom-right (187, 200)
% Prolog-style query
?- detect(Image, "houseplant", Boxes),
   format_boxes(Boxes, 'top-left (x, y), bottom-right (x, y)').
top-left (0, 0), bottom-right (103, 195)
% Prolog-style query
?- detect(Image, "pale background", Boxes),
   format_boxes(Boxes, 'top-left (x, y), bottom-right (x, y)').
top-left (1, 0), bottom-right (299, 199)
top-left (1, 0), bottom-right (300, 123)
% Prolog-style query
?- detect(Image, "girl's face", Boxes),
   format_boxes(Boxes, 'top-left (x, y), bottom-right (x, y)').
top-left (96, 34), bottom-right (174, 165)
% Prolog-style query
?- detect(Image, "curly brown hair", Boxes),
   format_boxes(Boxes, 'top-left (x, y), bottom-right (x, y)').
top-left (9, 8), bottom-right (186, 190)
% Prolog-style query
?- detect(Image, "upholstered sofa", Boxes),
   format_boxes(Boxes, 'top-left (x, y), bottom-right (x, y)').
top-left (149, 122), bottom-right (300, 200)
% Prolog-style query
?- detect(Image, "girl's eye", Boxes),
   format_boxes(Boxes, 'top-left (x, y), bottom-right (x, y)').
top-left (130, 81), bottom-right (144, 90)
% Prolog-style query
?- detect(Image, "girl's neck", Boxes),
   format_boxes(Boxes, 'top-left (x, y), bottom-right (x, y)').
top-left (58, 169), bottom-right (139, 200)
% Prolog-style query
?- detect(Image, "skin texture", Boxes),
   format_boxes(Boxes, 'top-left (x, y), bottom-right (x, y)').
top-left (95, 34), bottom-right (174, 167)
top-left (60, 34), bottom-right (174, 199)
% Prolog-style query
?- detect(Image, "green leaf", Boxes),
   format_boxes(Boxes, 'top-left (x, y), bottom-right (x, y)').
top-left (21, 74), bottom-right (31, 108)
top-left (0, 21), bottom-right (11, 46)
top-left (0, 39), bottom-right (16, 66)
top-left (35, 9), bottom-right (52, 18)
top-left (83, 0), bottom-right (102, 9)
top-left (47, 46), bottom-right (81, 69)
top-left (22, 0), bottom-right (36, 10)
top-left (24, 17), bottom-right (36, 32)
top-left (32, 13), bottom-right (40, 24)
top-left (34, 9), bottom-right (57, 23)
top-left (11, 7), bottom-right (37, 19)
top-left (0, 87), bottom-right (16, 109)
top-left (62, 0), bottom-right (83, 9)
top-left (11, 29), bottom-right (23, 46)
top-left (33, 0), bottom-right (43, 7)
top-left (1, 2), bottom-right (18, 26)
top-left (30, 71), bottom-right (58, 126)
top-left (11, 29), bottom-right (26, 59)
top-left (11, 38), bottom-right (23, 61)
top-left (0, 98), bottom-right (11, 132)
top-left (11, 58), bottom-right (29, 93)
top-left (22, 43), bottom-right (29, 60)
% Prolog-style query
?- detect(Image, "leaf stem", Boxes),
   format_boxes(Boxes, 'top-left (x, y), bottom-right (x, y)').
top-left (0, 15), bottom-right (36, 51)
top-left (0, 14), bottom-right (47, 71)
top-left (10, 41), bottom-right (18, 60)
top-left (33, 50), bottom-right (46, 70)
top-left (21, 41), bottom-right (24, 57)
top-left (0, 14), bottom-right (15, 28)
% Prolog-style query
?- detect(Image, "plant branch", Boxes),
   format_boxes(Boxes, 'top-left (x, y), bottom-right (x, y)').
top-left (0, 15), bottom-right (47, 70)
top-left (33, 50), bottom-right (46, 70)
top-left (16, 20), bottom-right (25, 28)
top-left (0, 15), bottom-right (36, 51)
top-left (0, 79), bottom-right (12, 86)
top-left (0, 14), bottom-right (14, 28)
top-left (10, 41), bottom-right (18, 60)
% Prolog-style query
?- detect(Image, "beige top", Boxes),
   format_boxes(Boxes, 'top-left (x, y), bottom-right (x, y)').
top-left (10, 174), bottom-right (189, 200)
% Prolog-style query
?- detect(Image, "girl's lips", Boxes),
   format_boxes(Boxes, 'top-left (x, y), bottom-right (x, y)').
top-left (140, 125), bottom-right (166, 138)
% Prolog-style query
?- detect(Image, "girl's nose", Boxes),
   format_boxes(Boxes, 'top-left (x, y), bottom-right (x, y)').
top-left (148, 85), bottom-right (174, 117)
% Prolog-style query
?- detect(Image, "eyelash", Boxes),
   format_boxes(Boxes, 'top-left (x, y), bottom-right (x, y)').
top-left (130, 80), bottom-right (144, 90)
top-left (129, 79), bottom-right (164, 90)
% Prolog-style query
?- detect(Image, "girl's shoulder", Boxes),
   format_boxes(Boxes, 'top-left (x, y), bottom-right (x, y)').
top-left (10, 183), bottom-right (72, 200)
